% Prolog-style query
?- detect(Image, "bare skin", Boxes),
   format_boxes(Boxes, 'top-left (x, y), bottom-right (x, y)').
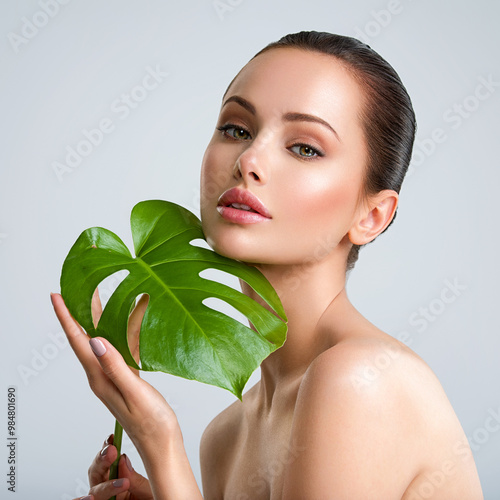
top-left (199, 47), bottom-right (483, 499)
top-left (200, 288), bottom-right (481, 499)
top-left (53, 46), bottom-right (483, 499)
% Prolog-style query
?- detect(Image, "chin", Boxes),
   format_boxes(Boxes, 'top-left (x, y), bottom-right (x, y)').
top-left (201, 211), bottom-right (251, 262)
top-left (201, 212), bottom-right (303, 266)
top-left (204, 232), bottom-right (260, 265)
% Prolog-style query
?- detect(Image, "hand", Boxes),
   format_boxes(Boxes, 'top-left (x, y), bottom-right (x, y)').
top-left (51, 291), bottom-right (181, 465)
top-left (72, 434), bottom-right (153, 500)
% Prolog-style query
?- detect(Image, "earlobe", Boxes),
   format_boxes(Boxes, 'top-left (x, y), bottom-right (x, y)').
top-left (348, 190), bottom-right (398, 246)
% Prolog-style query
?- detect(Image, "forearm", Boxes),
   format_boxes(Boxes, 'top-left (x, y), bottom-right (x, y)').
top-left (51, 293), bottom-right (204, 498)
top-left (137, 421), bottom-right (203, 500)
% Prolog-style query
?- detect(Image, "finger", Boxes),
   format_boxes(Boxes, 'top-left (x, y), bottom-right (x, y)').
top-left (119, 454), bottom-right (153, 498)
top-left (88, 443), bottom-right (118, 488)
top-left (88, 477), bottom-right (130, 500)
top-left (92, 288), bottom-right (103, 328)
top-left (88, 337), bottom-right (142, 404)
top-left (102, 434), bottom-right (114, 448)
top-left (127, 294), bottom-right (149, 366)
top-left (51, 293), bottom-right (124, 409)
top-left (51, 293), bottom-right (99, 370)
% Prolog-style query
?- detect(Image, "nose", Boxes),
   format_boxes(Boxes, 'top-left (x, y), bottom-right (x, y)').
top-left (232, 143), bottom-right (267, 184)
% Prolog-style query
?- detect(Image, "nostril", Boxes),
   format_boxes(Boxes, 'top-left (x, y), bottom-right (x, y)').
top-left (251, 172), bottom-right (259, 181)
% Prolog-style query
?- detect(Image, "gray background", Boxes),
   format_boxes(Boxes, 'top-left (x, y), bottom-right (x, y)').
top-left (1, 0), bottom-right (499, 498)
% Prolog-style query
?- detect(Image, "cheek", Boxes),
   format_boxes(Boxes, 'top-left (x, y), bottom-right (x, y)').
top-left (200, 145), bottom-right (237, 253)
top-left (280, 172), bottom-right (359, 237)
top-left (200, 145), bottom-right (234, 207)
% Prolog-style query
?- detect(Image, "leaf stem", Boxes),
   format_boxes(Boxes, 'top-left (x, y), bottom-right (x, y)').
top-left (109, 419), bottom-right (123, 500)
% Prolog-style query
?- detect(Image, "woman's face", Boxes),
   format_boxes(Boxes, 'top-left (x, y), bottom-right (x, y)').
top-left (200, 47), bottom-right (368, 266)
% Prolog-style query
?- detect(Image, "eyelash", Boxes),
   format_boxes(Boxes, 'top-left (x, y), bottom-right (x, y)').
top-left (216, 123), bottom-right (325, 160)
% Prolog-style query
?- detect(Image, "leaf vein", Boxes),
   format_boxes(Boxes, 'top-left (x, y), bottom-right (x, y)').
top-left (135, 257), bottom-right (234, 388)
top-left (139, 227), bottom-right (197, 259)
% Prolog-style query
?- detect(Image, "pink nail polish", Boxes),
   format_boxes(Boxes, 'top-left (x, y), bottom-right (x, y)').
top-left (89, 338), bottom-right (106, 357)
top-left (113, 478), bottom-right (125, 487)
top-left (124, 454), bottom-right (133, 471)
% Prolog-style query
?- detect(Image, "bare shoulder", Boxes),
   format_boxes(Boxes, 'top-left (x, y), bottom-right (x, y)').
top-left (281, 333), bottom-right (483, 498)
top-left (200, 385), bottom-right (256, 496)
top-left (200, 395), bottom-right (242, 467)
top-left (296, 334), bottom-right (446, 452)
top-left (299, 334), bottom-right (465, 453)
top-left (304, 334), bottom-right (436, 401)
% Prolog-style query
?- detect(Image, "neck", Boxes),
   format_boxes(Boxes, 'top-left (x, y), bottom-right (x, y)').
top-left (241, 250), bottom-right (358, 405)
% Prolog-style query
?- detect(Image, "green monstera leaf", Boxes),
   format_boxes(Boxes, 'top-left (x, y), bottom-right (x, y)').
top-left (60, 200), bottom-right (287, 399)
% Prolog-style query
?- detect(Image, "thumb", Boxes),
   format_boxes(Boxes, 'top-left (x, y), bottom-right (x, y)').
top-left (119, 454), bottom-right (153, 497)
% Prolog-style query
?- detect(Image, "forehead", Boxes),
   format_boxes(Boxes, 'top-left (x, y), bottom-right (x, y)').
top-left (223, 48), bottom-right (364, 134)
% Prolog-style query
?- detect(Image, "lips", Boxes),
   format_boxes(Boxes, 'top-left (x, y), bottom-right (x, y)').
top-left (217, 187), bottom-right (271, 224)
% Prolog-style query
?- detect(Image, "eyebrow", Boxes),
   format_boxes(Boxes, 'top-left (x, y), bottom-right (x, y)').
top-left (283, 112), bottom-right (341, 142)
top-left (222, 95), bottom-right (256, 115)
top-left (221, 95), bottom-right (341, 142)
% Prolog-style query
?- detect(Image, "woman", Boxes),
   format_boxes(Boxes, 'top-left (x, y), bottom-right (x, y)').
top-left (52, 31), bottom-right (483, 499)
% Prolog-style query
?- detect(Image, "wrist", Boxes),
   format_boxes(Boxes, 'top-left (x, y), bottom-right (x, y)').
top-left (138, 425), bottom-right (203, 500)
top-left (130, 406), bottom-right (182, 457)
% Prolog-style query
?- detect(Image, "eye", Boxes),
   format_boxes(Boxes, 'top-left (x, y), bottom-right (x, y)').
top-left (216, 124), bottom-right (252, 141)
top-left (289, 144), bottom-right (324, 159)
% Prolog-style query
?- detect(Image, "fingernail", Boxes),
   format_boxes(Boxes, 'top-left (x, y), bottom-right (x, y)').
top-left (106, 433), bottom-right (114, 445)
top-left (113, 478), bottom-right (125, 487)
top-left (80, 496), bottom-right (92, 500)
top-left (124, 454), bottom-right (133, 471)
top-left (89, 338), bottom-right (106, 357)
top-left (100, 445), bottom-right (110, 457)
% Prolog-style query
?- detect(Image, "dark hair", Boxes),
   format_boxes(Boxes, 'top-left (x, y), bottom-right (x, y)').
top-left (225, 31), bottom-right (416, 273)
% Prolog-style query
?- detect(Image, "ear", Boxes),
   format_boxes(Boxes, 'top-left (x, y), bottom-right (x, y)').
top-left (348, 190), bottom-right (399, 246)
